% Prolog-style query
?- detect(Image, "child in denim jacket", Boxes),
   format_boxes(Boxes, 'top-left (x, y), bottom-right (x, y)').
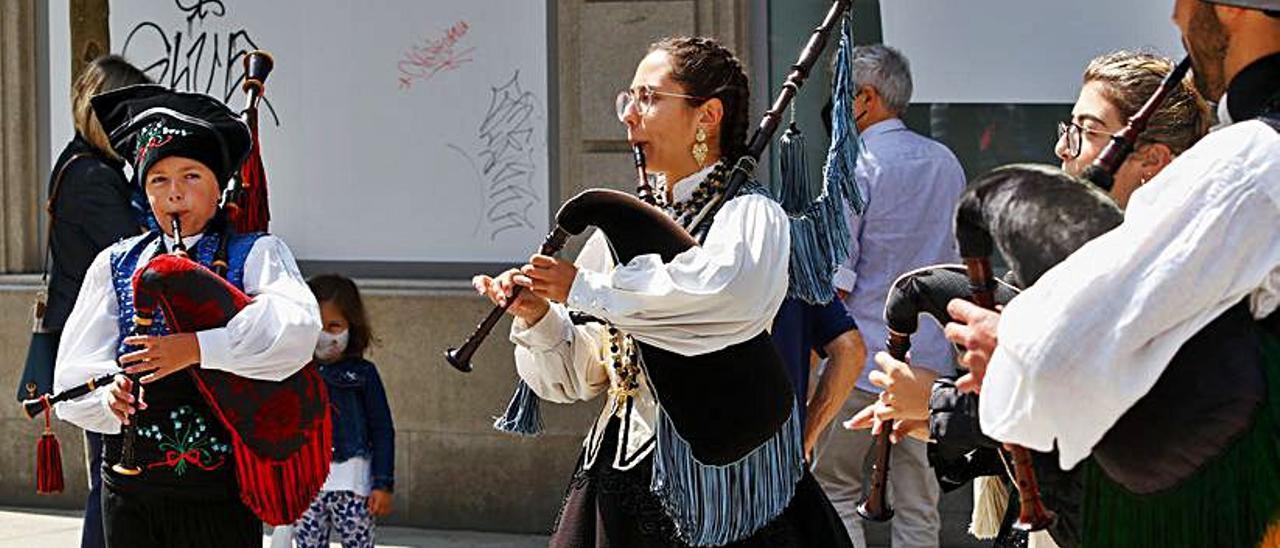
top-left (294, 275), bottom-right (395, 548)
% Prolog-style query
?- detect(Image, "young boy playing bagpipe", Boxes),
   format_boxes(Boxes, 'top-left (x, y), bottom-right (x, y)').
top-left (52, 85), bottom-right (326, 548)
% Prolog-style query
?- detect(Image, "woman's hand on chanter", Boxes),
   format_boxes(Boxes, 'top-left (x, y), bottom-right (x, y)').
top-left (868, 351), bottom-right (936, 423)
top-left (514, 254), bottom-right (578, 304)
top-left (473, 268), bottom-right (550, 325)
top-left (843, 402), bottom-right (930, 443)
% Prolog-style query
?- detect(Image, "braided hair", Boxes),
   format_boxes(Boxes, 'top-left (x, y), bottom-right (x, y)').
top-left (649, 37), bottom-right (751, 163)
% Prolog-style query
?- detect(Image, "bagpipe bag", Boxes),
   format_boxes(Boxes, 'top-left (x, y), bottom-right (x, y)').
top-left (133, 253), bottom-right (330, 526)
top-left (555, 189), bottom-right (795, 466)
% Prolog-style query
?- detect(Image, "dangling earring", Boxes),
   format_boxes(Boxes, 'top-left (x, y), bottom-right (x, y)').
top-left (692, 126), bottom-right (709, 167)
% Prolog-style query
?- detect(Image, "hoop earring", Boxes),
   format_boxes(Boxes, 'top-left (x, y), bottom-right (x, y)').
top-left (692, 126), bottom-right (709, 167)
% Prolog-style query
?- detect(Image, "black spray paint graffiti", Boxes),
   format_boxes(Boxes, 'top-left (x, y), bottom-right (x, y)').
top-left (449, 71), bottom-right (544, 240)
top-left (121, 0), bottom-right (279, 124)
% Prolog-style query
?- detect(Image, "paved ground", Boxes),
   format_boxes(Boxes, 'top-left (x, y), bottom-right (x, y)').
top-left (0, 507), bottom-right (549, 548)
top-left (0, 502), bottom-right (986, 547)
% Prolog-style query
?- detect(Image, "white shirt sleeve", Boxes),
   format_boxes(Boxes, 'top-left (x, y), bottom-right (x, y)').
top-left (196, 235), bottom-right (321, 381)
top-left (566, 193), bottom-right (790, 356)
top-left (980, 121), bottom-right (1280, 469)
top-left (53, 249), bottom-right (124, 434)
top-left (511, 303), bottom-right (612, 404)
top-left (509, 230), bottom-right (613, 403)
top-left (833, 196), bottom-right (866, 293)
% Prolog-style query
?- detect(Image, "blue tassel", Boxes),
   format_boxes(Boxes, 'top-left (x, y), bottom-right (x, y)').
top-left (823, 14), bottom-right (864, 216)
top-left (650, 402), bottom-right (805, 546)
top-left (779, 13), bottom-right (864, 305)
top-left (778, 121), bottom-right (821, 214)
top-left (492, 380), bottom-right (544, 436)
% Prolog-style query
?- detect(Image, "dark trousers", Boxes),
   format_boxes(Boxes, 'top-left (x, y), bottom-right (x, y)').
top-left (102, 484), bottom-right (260, 548)
top-left (81, 432), bottom-right (104, 548)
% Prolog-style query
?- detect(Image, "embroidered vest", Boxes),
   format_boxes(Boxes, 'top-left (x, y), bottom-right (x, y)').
top-left (102, 230), bottom-right (262, 500)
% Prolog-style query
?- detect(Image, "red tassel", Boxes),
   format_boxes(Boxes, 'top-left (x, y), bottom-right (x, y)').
top-left (36, 398), bottom-right (64, 494)
top-left (233, 116), bottom-right (271, 234)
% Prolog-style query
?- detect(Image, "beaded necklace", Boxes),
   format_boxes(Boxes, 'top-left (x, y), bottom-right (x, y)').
top-left (604, 325), bottom-right (642, 413)
top-left (668, 159), bottom-right (732, 229)
top-left (605, 159), bottom-right (732, 404)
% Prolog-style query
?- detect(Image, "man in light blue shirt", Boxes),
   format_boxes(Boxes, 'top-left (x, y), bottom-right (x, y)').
top-left (812, 44), bottom-right (965, 548)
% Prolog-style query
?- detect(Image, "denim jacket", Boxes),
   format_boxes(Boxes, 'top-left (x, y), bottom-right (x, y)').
top-left (318, 357), bottom-right (395, 491)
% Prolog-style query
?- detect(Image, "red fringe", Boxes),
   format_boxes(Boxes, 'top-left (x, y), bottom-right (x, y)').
top-left (190, 370), bottom-right (332, 526)
top-left (234, 121), bottom-right (271, 234)
top-left (36, 433), bottom-right (64, 494)
top-left (232, 379), bottom-right (331, 526)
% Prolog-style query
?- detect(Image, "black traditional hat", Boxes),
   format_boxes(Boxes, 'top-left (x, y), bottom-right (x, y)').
top-left (91, 84), bottom-right (251, 188)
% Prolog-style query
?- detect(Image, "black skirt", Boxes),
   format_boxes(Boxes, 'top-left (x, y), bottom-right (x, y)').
top-left (550, 417), bottom-right (852, 548)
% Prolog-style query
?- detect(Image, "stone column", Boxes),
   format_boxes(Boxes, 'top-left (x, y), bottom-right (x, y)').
top-left (564, 0), bottom-right (753, 207)
top-left (69, 0), bottom-right (110, 81)
top-left (0, 0), bottom-right (40, 274)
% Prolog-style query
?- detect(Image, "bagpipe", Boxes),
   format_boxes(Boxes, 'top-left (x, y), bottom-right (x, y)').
top-left (951, 148), bottom-right (1269, 546)
top-left (952, 164), bottom-right (1124, 531)
top-left (860, 55), bottom-right (1269, 543)
top-left (23, 51), bottom-right (330, 527)
top-left (858, 265), bottom-right (1018, 522)
top-left (452, 165), bottom-right (796, 465)
top-left (859, 59), bottom-right (1182, 535)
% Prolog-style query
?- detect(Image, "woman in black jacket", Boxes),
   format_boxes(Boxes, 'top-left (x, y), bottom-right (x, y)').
top-left (46, 54), bottom-right (150, 548)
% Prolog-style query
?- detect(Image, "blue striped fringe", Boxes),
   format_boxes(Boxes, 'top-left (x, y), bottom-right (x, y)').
top-left (775, 13), bottom-right (863, 305)
top-left (649, 402), bottom-right (805, 546)
top-left (492, 380), bottom-right (544, 436)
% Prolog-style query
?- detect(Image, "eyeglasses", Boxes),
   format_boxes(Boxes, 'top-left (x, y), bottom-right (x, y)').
top-left (1056, 120), bottom-right (1117, 159)
top-left (615, 85), bottom-right (706, 121)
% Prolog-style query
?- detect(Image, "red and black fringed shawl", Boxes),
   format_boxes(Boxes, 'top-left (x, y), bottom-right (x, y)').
top-left (133, 253), bottom-right (330, 525)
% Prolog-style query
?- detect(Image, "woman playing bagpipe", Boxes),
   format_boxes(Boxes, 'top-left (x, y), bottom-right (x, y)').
top-left (52, 85), bottom-right (323, 548)
top-left (471, 36), bottom-right (853, 547)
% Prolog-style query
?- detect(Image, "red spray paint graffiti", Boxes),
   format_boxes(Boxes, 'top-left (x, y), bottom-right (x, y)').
top-left (398, 21), bottom-right (475, 90)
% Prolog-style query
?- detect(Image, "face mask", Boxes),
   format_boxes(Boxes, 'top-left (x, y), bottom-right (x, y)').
top-left (314, 329), bottom-right (350, 362)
